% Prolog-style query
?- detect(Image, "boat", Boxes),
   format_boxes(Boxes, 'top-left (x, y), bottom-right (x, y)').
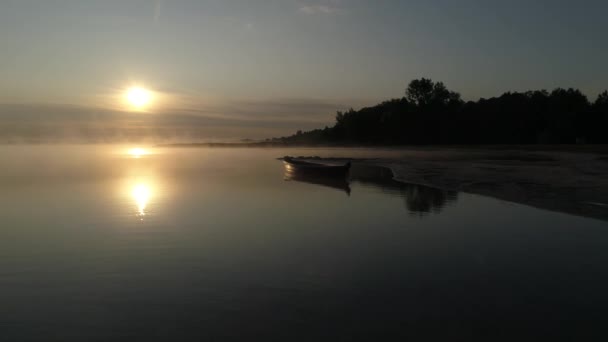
top-left (282, 156), bottom-right (351, 177)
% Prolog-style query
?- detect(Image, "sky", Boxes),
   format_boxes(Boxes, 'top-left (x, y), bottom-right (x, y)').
top-left (1, 0), bottom-right (607, 142)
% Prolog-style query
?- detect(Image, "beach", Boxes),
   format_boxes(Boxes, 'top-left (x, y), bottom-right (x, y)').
top-left (309, 147), bottom-right (608, 221)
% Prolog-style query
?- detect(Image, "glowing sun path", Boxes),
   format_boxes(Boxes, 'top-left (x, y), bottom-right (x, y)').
top-left (132, 184), bottom-right (152, 217)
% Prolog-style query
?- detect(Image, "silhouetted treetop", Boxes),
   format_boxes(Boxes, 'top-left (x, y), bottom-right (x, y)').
top-left (596, 91), bottom-right (608, 106)
top-left (405, 78), bottom-right (462, 106)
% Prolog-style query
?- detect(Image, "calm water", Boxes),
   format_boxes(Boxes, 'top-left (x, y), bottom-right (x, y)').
top-left (1, 146), bottom-right (607, 341)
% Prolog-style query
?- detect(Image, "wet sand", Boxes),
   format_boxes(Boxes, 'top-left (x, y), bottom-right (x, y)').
top-left (309, 149), bottom-right (608, 222)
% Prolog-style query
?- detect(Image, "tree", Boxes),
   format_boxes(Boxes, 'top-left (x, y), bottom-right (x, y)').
top-left (405, 78), bottom-right (435, 106)
top-left (335, 111), bottom-right (345, 125)
top-left (277, 78), bottom-right (597, 145)
top-left (405, 78), bottom-right (462, 106)
top-left (596, 91), bottom-right (608, 107)
top-left (591, 91), bottom-right (608, 143)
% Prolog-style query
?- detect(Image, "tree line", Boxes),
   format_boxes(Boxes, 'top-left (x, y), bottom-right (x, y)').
top-left (272, 78), bottom-right (608, 144)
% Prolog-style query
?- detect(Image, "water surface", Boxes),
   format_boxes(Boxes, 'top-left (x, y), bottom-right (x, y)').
top-left (1, 146), bottom-right (607, 340)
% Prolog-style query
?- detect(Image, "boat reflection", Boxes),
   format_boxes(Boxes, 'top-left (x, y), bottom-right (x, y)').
top-left (283, 162), bottom-right (458, 215)
top-left (284, 164), bottom-right (351, 195)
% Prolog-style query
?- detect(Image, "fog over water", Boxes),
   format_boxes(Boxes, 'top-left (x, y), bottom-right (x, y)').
top-left (0, 101), bottom-right (351, 143)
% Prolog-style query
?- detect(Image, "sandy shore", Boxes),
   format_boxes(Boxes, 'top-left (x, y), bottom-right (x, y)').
top-left (309, 149), bottom-right (608, 221)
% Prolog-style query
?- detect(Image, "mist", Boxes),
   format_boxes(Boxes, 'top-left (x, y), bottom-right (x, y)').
top-left (0, 100), bottom-right (349, 144)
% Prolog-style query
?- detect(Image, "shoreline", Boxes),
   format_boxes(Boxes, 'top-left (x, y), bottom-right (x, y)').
top-left (158, 142), bottom-right (608, 154)
top-left (306, 149), bottom-right (608, 222)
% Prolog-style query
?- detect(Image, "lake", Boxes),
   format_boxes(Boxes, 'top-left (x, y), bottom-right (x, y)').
top-left (1, 145), bottom-right (607, 341)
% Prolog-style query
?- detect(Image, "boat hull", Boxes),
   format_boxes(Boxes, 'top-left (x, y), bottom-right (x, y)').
top-left (283, 158), bottom-right (350, 178)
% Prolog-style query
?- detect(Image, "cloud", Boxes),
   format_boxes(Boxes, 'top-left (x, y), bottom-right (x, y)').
top-left (298, 1), bottom-right (343, 15)
top-left (154, 0), bottom-right (162, 22)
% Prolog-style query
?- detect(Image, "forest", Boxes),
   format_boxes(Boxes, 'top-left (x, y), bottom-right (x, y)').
top-left (272, 79), bottom-right (608, 145)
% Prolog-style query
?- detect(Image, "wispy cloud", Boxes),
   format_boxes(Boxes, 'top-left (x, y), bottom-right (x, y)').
top-left (298, 1), bottom-right (343, 15)
top-left (154, 0), bottom-right (162, 23)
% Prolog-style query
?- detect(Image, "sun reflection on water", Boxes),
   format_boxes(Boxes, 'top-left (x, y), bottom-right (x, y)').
top-left (132, 183), bottom-right (152, 218)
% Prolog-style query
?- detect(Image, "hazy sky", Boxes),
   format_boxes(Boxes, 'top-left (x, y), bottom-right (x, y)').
top-left (1, 0), bottom-right (607, 141)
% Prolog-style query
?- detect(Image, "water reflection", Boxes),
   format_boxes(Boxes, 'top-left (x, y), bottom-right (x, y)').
top-left (400, 184), bottom-right (459, 215)
top-left (284, 166), bottom-right (351, 195)
top-left (131, 183), bottom-right (152, 218)
top-left (351, 165), bottom-right (459, 215)
top-left (283, 163), bottom-right (458, 215)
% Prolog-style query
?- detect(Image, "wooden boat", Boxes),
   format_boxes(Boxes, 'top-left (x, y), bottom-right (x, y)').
top-left (283, 157), bottom-right (351, 177)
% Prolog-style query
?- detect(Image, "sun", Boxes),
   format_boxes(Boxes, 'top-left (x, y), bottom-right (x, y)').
top-left (126, 87), bottom-right (152, 109)
top-left (128, 147), bottom-right (148, 158)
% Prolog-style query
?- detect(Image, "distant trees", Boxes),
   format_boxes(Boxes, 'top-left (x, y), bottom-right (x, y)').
top-left (588, 90), bottom-right (608, 143)
top-left (276, 79), bottom-right (608, 145)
